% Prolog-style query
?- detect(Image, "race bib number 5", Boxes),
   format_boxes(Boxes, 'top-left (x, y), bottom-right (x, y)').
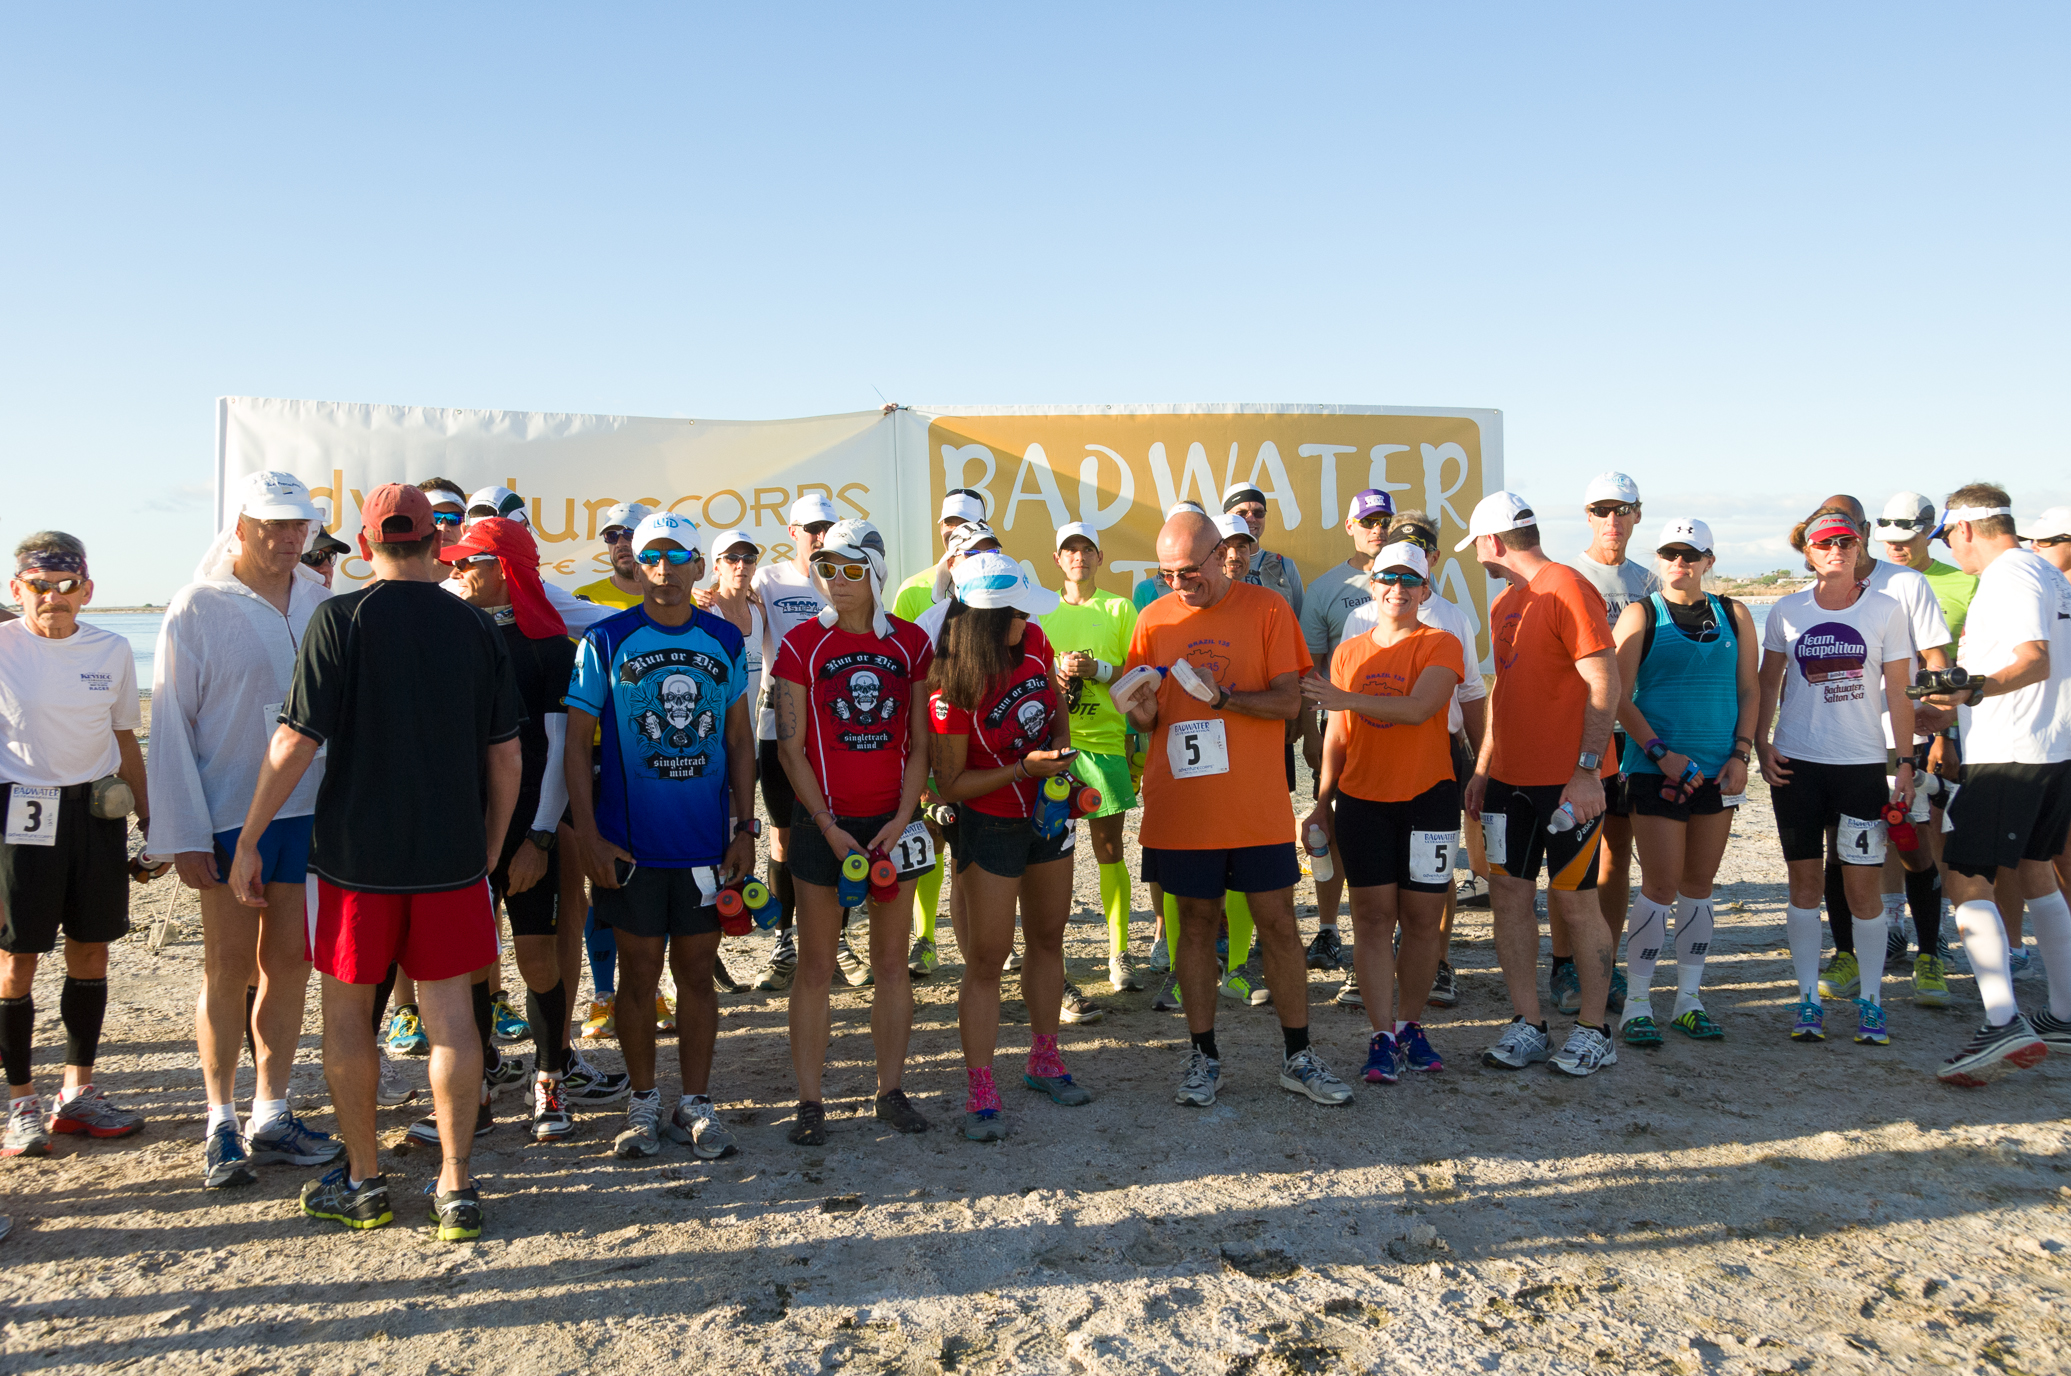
top-left (1409, 830), bottom-right (1457, 885)
top-left (5, 786), bottom-right (60, 848)
top-left (1166, 719), bottom-right (1230, 780)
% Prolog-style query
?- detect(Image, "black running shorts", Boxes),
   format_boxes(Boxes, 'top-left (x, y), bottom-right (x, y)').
top-left (593, 866), bottom-right (721, 940)
top-left (1335, 781), bottom-right (1461, 893)
top-left (1943, 760), bottom-right (2071, 880)
top-left (1481, 778), bottom-right (1603, 891)
top-left (1627, 774), bottom-right (1728, 823)
top-left (1141, 841), bottom-right (1300, 900)
top-left (953, 809), bottom-right (1073, 880)
top-left (759, 738), bottom-right (797, 829)
top-left (489, 825), bottom-right (561, 937)
top-left (0, 783), bottom-right (130, 955)
top-left (1769, 759), bottom-right (1889, 864)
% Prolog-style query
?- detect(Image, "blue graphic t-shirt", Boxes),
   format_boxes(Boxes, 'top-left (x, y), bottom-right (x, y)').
top-left (568, 605), bottom-right (747, 867)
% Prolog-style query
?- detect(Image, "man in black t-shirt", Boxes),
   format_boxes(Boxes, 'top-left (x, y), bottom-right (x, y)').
top-left (232, 483), bottom-right (523, 1242)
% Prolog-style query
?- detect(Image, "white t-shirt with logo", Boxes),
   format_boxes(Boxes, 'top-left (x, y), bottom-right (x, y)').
top-left (1956, 548), bottom-right (2071, 765)
top-left (0, 620), bottom-right (142, 787)
top-left (751, 562), bottom-right (828, 740)
top-left (1763, 587), bottom-right (1911, 766)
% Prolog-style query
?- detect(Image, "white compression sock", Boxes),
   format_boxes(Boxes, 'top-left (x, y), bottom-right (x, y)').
top-left (1672, 894), bottom-right (1715, 1016)
top-left (1852, 914), bottom-right (1890, 1005)
top-left (1955, 900), bottom-right (2019, 1025)
top-left (1621, 895), bottom-right (1673, 1023)
top-left (206, 1103), bottom-right (239, 1135)
top-left (1786, 905), bottom-right (1824, 1000)
top-left (2023, 889), bottom-right (2071, 1020)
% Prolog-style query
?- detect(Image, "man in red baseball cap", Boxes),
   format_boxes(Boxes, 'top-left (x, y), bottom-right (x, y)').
top-left (230, 482), bottom-right (525, 1241)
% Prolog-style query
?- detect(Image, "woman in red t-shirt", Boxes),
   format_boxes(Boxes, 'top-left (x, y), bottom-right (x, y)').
top-left (772, 521), bottom-right (935, 1145)
top-left (926, 553), bottom-right (1084, 1141)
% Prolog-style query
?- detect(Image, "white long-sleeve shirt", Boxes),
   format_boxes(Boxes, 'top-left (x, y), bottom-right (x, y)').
top-left (147, 575), bottom-right (330, 855)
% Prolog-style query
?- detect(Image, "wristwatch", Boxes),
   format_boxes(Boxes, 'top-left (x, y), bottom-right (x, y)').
top-left (1577, 751), bottom-right (1602, 772)
top-left (1213, 685), bottom-right (1231, 711)
top-left (734, 818), bottom-right (763, 839)
top-left (525, 828), bottom-right (557, 852)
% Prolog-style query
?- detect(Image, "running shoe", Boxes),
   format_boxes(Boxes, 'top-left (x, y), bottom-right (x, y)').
top-left (300, 1169), bottom-right (391, 1230)
top-left (655, 995), bottom-right (677, 1033)
top-left (1152, 974), bottom-right (1184, 1012)
top-left (1852, 998), bottom-right (1890, 1046)
top-left (579, 997), bottom-right (617, 1039)
top-left (1671, 1008), bottom-right (1723, 1040)
top-left (427, 1184), bottom-right (482, 1242)
top-left (1912, 954), bottom-right (1951, 1008)
top-left (713, 953), bottom-right (743, 994)
top-left (1938, 1014), bottom-right (2048, 1086)
top-left (1, 1095), bottom-right (49, 1158)
top-left (1110, 951), bottom-right (1143, 992)
top-left (2009, 945), bottom-right (2039, 981)
top-left (248, 1111), bottom-right (346, 1167)
top-left (1149, 935), bottom-right (1171, 973)
top-left (1333, 969), bottom-right (1363, 1008)
top-left (1221, 949), bottom-right (1269, 1006)
top-left (385, 1004), bottom-right (429, 1056)
top-left (1399, 1021), bottom-right (1444, 1073)
top-left (48, 1085), bottom-right (144, 1139)
top-left (963, 1109), bottom-right (1008, 1142)
top-left (1175, 1049), bottom-right (1220, 1107)
top-left (755, 932), bottom-right (798, 992)
top-left (874, 1088), bottom-right (929, 1133)
top-left (563, 1049), bottom-right (632, 1104)
top-left (1005, 944), bottom-right (1024, 973)
top-left (1455, 874), bottom-right (1490, 909)
top-left (203, 1123), bottom-right (256, 1189)
top-left (665, 1096), bottom-right (737, 1158)
top-left (376, 1050), bottom-right (417, 1107)
top-left (1280, 1048), bottom-right (1353, 1104)
top-left (1060, 982), bottom-right (1105, 1024)
top-left (614, 1092), bottom-right (664, 1159)
top-left (1307, 928), bottom-right (1345, 970)
top-left (2033, 1009), bottom-right (2071, 1048)
top-left (1619, 1014), bottom-right (1663, 1047)
top-left (531, 1077), bottom-right (575, 1143)
top-left (490, 991), bottom-right (529, 1043)
top-left (1024, 1071), bottom-right (1093, 1105)
top-left (1482, 1017), bottom-right (1551, 1069)
top-left (484, 1046), bottom-right (527, 1092)
top-left (1427, 961), bottom-right (1460, 1008)
top-left (1548, 961), bottom-right (1582, 1016)
top-left (1818, 951), bottom-right (1861, 1000)
top-left (1550, 1025), bottom-right (1617, 1077)
top-left (1361, 1031), bottom-right (1399, 1084)
top-left (788, 1101), bottom-right (828, 1146)
top-left (908, 938), bottom-right (938, 978)
top-left (1790, 998), bottom-right (1825, 1042)
top-left (838, 935), bottom-right (876, 987)
top-left (404, 1097), bottom-right (495, 1147)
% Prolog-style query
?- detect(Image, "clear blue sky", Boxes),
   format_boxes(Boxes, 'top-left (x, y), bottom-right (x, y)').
top-left (4, 4), bottom-right (2065, 602)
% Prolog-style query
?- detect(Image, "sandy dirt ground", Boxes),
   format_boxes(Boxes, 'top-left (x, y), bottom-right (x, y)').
top-left (3, 756), bottom-right (2069, 1375)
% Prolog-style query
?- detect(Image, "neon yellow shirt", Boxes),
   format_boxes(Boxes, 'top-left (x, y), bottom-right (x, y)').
top-left (1038, 590), bottom-right (1138, 755)
top-left (572, 577), bottom-right (642, 611)
top-left (891, 569), bottom-right (937, 623)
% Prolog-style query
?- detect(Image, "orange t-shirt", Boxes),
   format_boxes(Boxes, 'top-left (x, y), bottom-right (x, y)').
top-left (1330, 625), bottom-right (1466, 803)
top-left (1487, 562), bottom-right (1615, 786)
top-left (1126, 582), bottom-right (1313, 850)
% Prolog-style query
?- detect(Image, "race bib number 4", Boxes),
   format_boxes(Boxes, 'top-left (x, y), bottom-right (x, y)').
top-left (1838, 813), bottom-right (1887, 866)
top-left (1165, 719), bottom-right (1230, 780)
top-left (889, 821), bottom-right (936, 876)
top-left (1409, 830), bottom-right (1457, 885)
top-left (5, 786), bottom-right (60, 848)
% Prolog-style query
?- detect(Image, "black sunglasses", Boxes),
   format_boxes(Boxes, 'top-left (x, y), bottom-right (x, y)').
top-left (300, 551), bottom-right (336, 569)
top-left (1587, 502), bottom-right (1638, 519)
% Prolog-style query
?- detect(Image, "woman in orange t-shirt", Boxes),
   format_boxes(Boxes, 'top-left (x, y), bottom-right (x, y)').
top-left (1300, 543), bottom-right (1464, 1088)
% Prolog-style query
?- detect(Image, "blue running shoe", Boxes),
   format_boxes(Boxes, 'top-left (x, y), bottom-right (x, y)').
top-left (1362, 1031), bottom-right (1399, 1084)
top-left (1398, 1022), bottom-right (1444, 1073)
top-left (490, 991), bottom-right (530, 1043)
top-left (204, 1123), bottom-right (255, 1189)
top-left (1852, 998), bottom-right (1890, 1046)
top-left (248, 1111), bottom-right (347, 1167)
top-left (1790, 999), bottom-right (1825, 1042)
top-left (385, 1004), bottom-right (429, 1057)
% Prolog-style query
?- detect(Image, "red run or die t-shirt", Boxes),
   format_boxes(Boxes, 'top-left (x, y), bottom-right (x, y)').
top-left (927, 622), bottom-right (1060, 820)
top-left (771, 616), bottom-right (934, 817)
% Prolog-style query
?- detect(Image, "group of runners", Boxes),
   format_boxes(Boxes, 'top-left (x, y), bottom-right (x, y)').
top-left (2, 466), bottom-right (2068, 1244)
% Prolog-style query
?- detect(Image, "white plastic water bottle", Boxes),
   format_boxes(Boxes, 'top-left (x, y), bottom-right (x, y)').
top-left (1169, 658), bottom-right (1220, 704)
top-left (1545, 801), bottom-right (1579, 835)
top-left (1304, 822), bottom-right (1334, 883)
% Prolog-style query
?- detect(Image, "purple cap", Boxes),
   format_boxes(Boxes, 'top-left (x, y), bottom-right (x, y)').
top-left (1348, 489), bottom-right (1394, 521)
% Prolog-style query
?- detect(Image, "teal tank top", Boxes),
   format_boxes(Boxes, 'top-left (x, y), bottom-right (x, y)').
top-left (1620, 593), bottom-right (1738, 777)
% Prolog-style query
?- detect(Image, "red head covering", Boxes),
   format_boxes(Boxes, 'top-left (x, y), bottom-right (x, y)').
top-left (437, 517), bottom-right (565, 639)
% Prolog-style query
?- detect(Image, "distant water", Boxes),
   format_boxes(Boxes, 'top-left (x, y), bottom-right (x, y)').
top-left (77, 611), bottom-right (164, 689)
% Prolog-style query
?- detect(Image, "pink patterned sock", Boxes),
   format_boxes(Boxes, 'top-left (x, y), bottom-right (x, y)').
top-left (1027, 1033), bottom-right (1068, 1080)
top-left (965, 1065), bottom-right (1001, 1113)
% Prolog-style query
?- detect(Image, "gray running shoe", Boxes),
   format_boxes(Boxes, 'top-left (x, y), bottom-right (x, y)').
top-left (1221, 948), bottom-right (1270, 1006)
top-left (665, 1096), bottom-right (737, 1159)
top-left (406, 1098), bottom-right (494, 1146)
top-left (1427, 961), bottom-right (1460, 1008)
top-left (1023, 1072), bottom-right (1093, 1106)
top-left (874, 1088), bottom-right (930, 1133)
top-left (247, 1112), bottom-right (346, 1167)
top-left (1005, 944), bottom-right (1024, 973)
top-left (1175, 1049), bottom-right (1220, 1106)
top-left (1549, 1024), bottom-right (1618, 1077)
top-left (1482, 1017), bottom-right (1553, 1069)
top-left (1548, 962), bottom-right (1583, 1016)
top-left (203, 1123), bottom-right (255, 1189)
top-left (755, 931), bottom-right (799, 992)
top-left (2, 1095), bottom-right (50, 1158)
top-left (1152, 974), bottom-right (1184, 1012)
top-left (614, 1093), bottom-right (665, 1159)
top-left (835, 934), bottom-right (874, 988)
top-left (376, 1050), bottom-right (417, 1107)
top-left (1059, 982), bottom-right (1105, 1024)
top-left (1149, 935), bottom-right (1171, 973)
top-left (908, 938), bottom-right (938, 978)
top-left (1279, 1048), bottom-right (1353, 1105)
top-left (47, 1085), bottom-right (144, 1139)
top-left (1109, 951), bottom-right (1143, 992)
top-left (1333, 968), bottom-right (1363, 1008)
top-left (531, 1076), bottom-right (575, 1143)
top-left (962, 1109), bottom-right (1008, 1142)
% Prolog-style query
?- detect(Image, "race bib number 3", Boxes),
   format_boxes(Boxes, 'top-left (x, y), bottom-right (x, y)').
top-left (1409, 830), bottom-right (1457, 885)
top-left (1166, 719), bottom-right (1230, 780)
top-left (1480, 810), bottom-right (1506, 869)
top-left (1837, 813), bottom-right (1887, 866)
top-left (5, 786), bottom-right (60, 848)
top-left (889, 820), bottom-right (936, 875)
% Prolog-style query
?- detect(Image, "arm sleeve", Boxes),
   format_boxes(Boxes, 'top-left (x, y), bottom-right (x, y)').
top-left (529, 712), bottom-right (569, 831)
top-left (144, 601), bottom-right (215, 854)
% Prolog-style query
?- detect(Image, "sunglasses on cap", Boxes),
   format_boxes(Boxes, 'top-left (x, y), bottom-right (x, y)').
top-left (635, 548), bottom-right (700, 566)
top-left (1658, 547), bottom-right (1707, 565)
top-left (1809, 535), bottom-right (1859, 551)
top-left (814, 560), bottom-right (870, 582)
top-left (430, 511), bottom-right (464, 528)
top-left (18, 576), bottom-right (83, 596)
top-left (1373, 571), bottom-right (1426, 588)
top-left (1588, 502), bottom-right (1639, 519)
top-left (1875, 516), bottom-right (1930, 532)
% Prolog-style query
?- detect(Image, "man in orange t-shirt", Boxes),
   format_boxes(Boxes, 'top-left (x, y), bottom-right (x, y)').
top-left (1457, 492), bottom-right (1623, 1080)
top-left (1123, 511), bottom-right (1351, 1110)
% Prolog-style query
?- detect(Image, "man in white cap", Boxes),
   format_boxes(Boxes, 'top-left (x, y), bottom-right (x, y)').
top-left (1222, 481), bottom-right (1304, 616)
top-left (1458, 491), bottom-right (1623, 1077)
top-left (2030, 509), bottom-right (2071, 576)
top-left (747, 493), bottom-right (840, 992)
top-left (149, 470), bottom-right (347, 1190)
top-left (891, 489), bottom-right (988, 623)
top-left (574, 501), bottom-right (654, 611)
top-left (1877, 491), bottom-right (1976, 647)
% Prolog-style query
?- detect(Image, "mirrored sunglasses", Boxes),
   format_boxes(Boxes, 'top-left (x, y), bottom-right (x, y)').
top-left (635, 548), bottom-right (699, 566)
top-left (601, 527), bottom-right (634, 543)
top-left (19, 576), bottom-right (83, 596)
top-left (814, 560), bottom-right (870, 582)
top-left (430, 511), bottom-right (465, 528)
top-left (1588, 502), bottom-right (1638, 519)
top-left (1372, 571), bottom-right (1426, 588)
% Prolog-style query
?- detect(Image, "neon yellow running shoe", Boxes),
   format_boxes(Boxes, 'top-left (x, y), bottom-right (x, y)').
top-left (1912, 954), bottom-right (1951, 1007)
top-left (1818, 951), bottom-right (1860, 1000)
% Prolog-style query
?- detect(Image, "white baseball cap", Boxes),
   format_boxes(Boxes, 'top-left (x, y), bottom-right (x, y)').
top-left (1165, 501), bottom-right (1206, 519)
top-left (708, 527), bottom-right (758, 558)
top-left (1213, 511), bottom-right (1254, 543)
top-left (787, 493), bottom-right (839, 527)
top-left (1221, 480), bottom-right (1267, 512)
top-left (940, 490), bottom-right (987, 524)
top-left (1453, 491), bottom-right (1540, 551)
top-left (1054, 521), bottom-right (1102, 552)
top-left (951, 550), bottom-right (1060, 615)
top-left (2030, 507), bottom-right (2071, 542)
top-left (466, 485), bottom-right (527, 524)
top-left (632, 511), bottom-right (701, 556)
top-left (237, 470), bottom-right (325, 523)
top-left (1371, 541), bottom-right (1431, 581)
top-left (944, 521), bottom-right (1001, 558)
top-left (1656, 518), bottom-right (1715, 554)
top-left (1875, 491), bottom-right (1936, 536)
top-left (599, 501), bottom-right (652, 534)
top-left (1583, 472), bottom-right (1641, 506)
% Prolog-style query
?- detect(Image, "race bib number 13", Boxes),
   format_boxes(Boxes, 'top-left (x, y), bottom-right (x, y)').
top-left (890, 821), bottom-right (936, 875)
top-left (5, 786), bottom-right (60, 848)
top-left (1166, 719), bottom-right (1230, 780)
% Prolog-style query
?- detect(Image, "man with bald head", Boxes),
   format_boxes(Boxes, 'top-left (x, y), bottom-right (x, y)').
top-left (1120, 512), bottom-right (1353, 1109)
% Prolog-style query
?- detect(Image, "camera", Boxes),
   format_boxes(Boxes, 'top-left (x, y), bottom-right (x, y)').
top-left (1905, 666), bottom-right (1986, 701)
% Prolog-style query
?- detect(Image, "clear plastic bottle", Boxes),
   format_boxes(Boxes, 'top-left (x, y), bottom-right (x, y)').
top-left (1304, 822), bottom-right (1334, 883)
top-left (1545, 802), bottom-right (1579, 835)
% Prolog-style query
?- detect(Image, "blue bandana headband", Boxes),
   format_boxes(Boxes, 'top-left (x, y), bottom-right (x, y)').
top-left (17, 551), bottom-right (85, 578)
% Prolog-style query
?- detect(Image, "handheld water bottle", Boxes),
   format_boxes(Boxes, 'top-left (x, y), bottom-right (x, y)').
top-left (715, 875), bottom-right (773, 935)
top-left (1304, 823), bottom-right (1334, 883)
top-left (837, 851), bottom-right (871, 908)
top-left (1545, 802), bottom-right (1580, 835)
top-left (1109, 664), bottom-right (1166, 714)
top-left (1035, 774), bottom-right (1073, 840)
top-left (867, 847), bottom-right (900, 903)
